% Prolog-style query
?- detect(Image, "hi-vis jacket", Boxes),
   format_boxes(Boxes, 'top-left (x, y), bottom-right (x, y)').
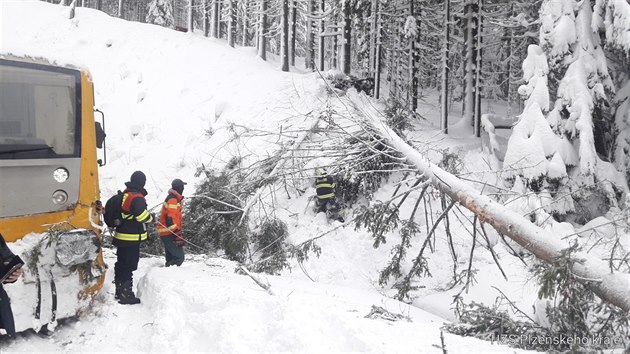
top-left (114, 186), bottom-right (154, 243)
top-left (158, 189), bottom-right (183, 237)
top-left (315, 175), bottom-right (336, 200)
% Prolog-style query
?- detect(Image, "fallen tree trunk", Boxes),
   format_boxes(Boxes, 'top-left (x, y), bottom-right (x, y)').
top-left (348, 92), bottom-right (630, 312)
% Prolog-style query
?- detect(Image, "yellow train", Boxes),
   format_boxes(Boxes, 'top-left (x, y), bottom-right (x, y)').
top-left (0, 57), bottom-right (106, 333)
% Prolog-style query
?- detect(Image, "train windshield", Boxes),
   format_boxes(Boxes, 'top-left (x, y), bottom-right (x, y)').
top-left (0, 61), bottom-right (80, 159)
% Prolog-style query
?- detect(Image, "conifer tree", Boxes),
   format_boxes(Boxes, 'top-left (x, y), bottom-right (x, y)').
top-left (146, 0), bottom-right (174, 28)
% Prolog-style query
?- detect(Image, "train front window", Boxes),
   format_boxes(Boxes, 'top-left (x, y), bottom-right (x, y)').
top-left (0, 62), bottom-right (80, 159)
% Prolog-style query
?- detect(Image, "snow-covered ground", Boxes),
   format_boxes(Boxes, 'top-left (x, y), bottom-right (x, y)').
top-left (0, 1), bottom-right (558, 352)
top-left (3, 249), bottom-right (539, 353)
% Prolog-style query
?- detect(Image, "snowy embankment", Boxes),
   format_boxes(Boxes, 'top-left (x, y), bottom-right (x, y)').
top-left (1, 1), bottom-right (539, 352)
top-left (5, 250), bottom-right (536, 353)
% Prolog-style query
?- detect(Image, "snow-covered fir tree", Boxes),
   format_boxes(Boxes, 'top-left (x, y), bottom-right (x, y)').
top-left (146, 0), bottom-right (174, 28)
top-left (505, 0), bottom-right (629, 221)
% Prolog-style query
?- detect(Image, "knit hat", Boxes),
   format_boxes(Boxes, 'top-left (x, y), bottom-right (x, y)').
top-left (129, 171), bottom-right (147, 188)
top-left (172, 178), bottom-right (187, 194)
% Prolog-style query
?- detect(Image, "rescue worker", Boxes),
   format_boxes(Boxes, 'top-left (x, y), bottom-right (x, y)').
top-left (0, 233), bottom-right (23, 338)
top-left (113, 171), bottom-right (154, 305)
top-left (314, 167), bottom-right (345, 222)
top-left (158, 179), bottom-right (187, 267)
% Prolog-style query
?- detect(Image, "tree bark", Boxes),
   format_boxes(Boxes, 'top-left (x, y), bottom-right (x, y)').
top-left (281, 0), bottom-right (290, 71)
top-left (332, 13), bottom-right (338, 69)
top-left (203, 0), bottom-right (210, 37)
top-left (317, 0), bottom-right (325, 71)
top-left (258, 0), bottom-right (268, 60)
top-left (462, 0), bottom-right (478, 125)
top-left (440, 0), bottom-right (451, 134)
top-left (188, 0), bottom-right (195, 32)
top-left (211, 0), bottom-right (219, 38)
top-left (342, 0), bottom-right (351, 75)
top-left (228, 0), bottom-right (235, 47)
top-left (242, 0), bottom-right (248, 46)
top-left (350, 92), bottom-right (630, 313)
top-left (369, 0), bottom-right (378, 76)
top-left (473, 0), bottom-right (483, 137)
top-left (409, 1), bottom-right (418, 113)
top-left (305, 0), bottom-right (316, 70)
top-left (290, 0), bottom-right (297, 66)
top-left (374, 10), bottom-right (381, 99)
top-left (69, 0), bottom-right (76, 18)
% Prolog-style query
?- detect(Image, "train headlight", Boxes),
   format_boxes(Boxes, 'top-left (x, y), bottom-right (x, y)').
top-left (53, 167), bottom-right (69, 183)
top-left (52, 190), bottom-right (68, 205)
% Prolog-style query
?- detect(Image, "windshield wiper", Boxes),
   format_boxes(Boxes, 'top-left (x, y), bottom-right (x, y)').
top-left (0, 146), bottom-right (54, 155)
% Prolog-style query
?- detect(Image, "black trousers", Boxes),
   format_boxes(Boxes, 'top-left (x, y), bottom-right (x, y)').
top-left (114, 244), bottom-right (140, 284)
top-left (0, 286), bottom-right (15, 337)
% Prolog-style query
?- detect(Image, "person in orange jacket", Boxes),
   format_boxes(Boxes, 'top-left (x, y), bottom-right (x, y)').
top-left (158, 179), bottom-right (186, 267)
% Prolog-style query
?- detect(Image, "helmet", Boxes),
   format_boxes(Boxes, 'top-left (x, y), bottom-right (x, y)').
top-left (315, 167), bottom-right (327, 177)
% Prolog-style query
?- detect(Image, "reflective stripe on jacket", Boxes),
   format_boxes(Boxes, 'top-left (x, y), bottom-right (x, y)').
top-left (315, 175), bottom-right (336, 200)
top-left (158, 189), bottom-right (184, 237)
top-left (114, 187), bottom-right (153, 243)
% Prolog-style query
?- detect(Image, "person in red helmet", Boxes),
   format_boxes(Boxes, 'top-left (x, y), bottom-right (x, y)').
top-left (158, 179), bottom-right (187, 267)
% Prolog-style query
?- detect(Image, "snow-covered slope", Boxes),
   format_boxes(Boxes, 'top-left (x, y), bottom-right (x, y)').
top-left (1, 1), bottom-right (538, 352)
top-left (1, 0), bottom-right (322, 207)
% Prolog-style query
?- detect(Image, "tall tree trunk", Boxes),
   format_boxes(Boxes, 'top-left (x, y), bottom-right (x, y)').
top-left (332, 30), bottom-right (338, 69)
top-left (374, 13), bottom-right (382, 99)
top-left (242, 0), bottom-right (248, 45)
top-left (228, 0), bottom-right (235, 47)
top-left (258, 0), bottom-right (268, 60)
top-left (505, 3), bottom-right (514, 117)
top-left (409, 1), bottom-right (418, 113)
top-left (369, 0), bottom-right (378, 76)
top-left (204, 0), bottom-right (210, 36)
top-left (462, 0), bottom-right (478, 125)
top-left (281, 0), bottom-right (290, 71)
top-left (473, 0), bottom-right (483, 137)
top-left (305, 0), bottom-right (316, 70)
top-left (390, 30), bottom-right (400, 98)
top-left (332, 12), bottom-right (338, 69)
top-left (440, 0), bottom-right (451, 134)
top-left (188, 0), bottom-right (194, 32)
top-left (118, 0), bottom-right (124, 18)
top-left (290, 0), bottom-right (297, 66)
top-left (317, 0), bottom-right (325, 70)
top-left (69, 0), bottom-right (76, 18)
top-left (96, 0), bottom-right (102, 11)
top-left (342, 0), bottom-right (351, 75)
top-left (211, 0), bottom-right (219, 38)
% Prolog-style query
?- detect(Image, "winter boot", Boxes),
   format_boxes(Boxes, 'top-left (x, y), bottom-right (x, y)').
top-left (118, 280), bottom-right (141, 305)
top-left (114, 281), bottom-right (122, 300)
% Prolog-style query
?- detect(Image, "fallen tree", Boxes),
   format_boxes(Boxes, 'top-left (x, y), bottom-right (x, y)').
top-left (347, 91), bottom-right (630, 312)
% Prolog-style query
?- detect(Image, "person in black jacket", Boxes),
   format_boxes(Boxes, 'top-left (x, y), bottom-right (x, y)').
top-left (0, 233), bottom-right (23, 337)
top-left (313, 168), bottom-right (345, 222)
top-left (113, 171), bottom-right (154, 305)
